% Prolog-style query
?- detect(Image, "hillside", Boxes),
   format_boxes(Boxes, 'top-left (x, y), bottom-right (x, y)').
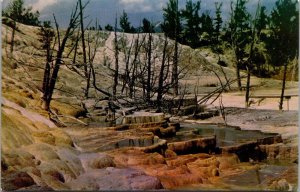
top-left (1, 21), bottom-right (237, 116)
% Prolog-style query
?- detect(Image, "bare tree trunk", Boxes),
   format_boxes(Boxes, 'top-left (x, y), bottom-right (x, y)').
top-left (121, 37), bottom-right (134, 94)
top-left (245, 2), bottom-right (259, 108)
top-left (157, 35), bottom-right (168, 112)
top-left (230, 1), bottom-right (243, 92)
top-left (129, 62), bottom-right (136, 98)
top-left (43, 44), bottom-right (68, 110)
top-left (79, 0), bottom-right (90, 98)
top-left (173, 39), bottom-right (179, 96)
top-left (146, 33), bottom-right (152, 102)
top-left (236, 61), bottom-right (242, 91)
top-left (129, 33), bottom-right (143, 98)
top-left (245, 66), bottom-right (251, 107)
top-left (72, 30), bottom-right (80, 64)
top-left (86, 26), bottom-right (105, 98)
top-left (279, 63), bottom-right (288, 110)
top-left (172, 0), bottom-right (179, 96)
top-left (10, 20), bottom-right (16, 54)
top-left (219, 95), bottom-right (227, 125)
top-left (113, 17), bottom-right (119, 98)
top-left (218, 55), bottom-right (231, 90)
top-left (42, 59), bottom-right (52, 110)
top-left (42, 8), bottom-right (80, 110)
top-left (90, 63), bottom-right (112, 97)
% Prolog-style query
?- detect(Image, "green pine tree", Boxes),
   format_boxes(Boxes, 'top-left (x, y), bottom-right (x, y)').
top-left (181, 0), bottom-right (201, 48)
top-left (213, 2), bottom-right (223, 44)
top-left (266, 0), bottom-right (299, 110)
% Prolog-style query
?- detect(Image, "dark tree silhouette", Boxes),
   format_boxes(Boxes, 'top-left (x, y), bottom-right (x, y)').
top-left (120, 10), bottom-right (135, 33)
top-left (141, 18), bottom-right (154, 33)
top-left (38, 21), bottom-right (55, 105)
top-left (161, 0), bottom-right (182, 40)
top-left (113, 17), bottom-right (119, 98)
top-left (201, 12), bottom-right (214, 45)
top-left (266, 0), bottom-right (299, 110)
top-left (105, 24), bottom-right (114, 31)
top-left (78, 0), bottom-right (90, 98)
top-left (181, 0), bottom-right (201, 48)
top-left (255, 6), bottom-right (268, 37)
top-left (213, 2), bottom-right (223, 44)
top-left (228, 0), bottom-right (251, 91)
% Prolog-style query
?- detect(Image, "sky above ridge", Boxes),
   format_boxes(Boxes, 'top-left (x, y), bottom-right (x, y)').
top-left (2, 0), bottom-right (277, 28)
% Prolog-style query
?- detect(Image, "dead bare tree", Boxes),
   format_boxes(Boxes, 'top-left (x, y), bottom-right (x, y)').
top-left (176, 83), bottom-right (188, 115)
top-left (146, 32), bottom-right (153, 103)
top-left (78, 0), bottom-right (91, 98)
top-left (38, 21), bottom-right (56, 106)
top-left (113, 16), bottom-right (119, 98)
top-left (198, 77), bottom-right (245, 105)
top-left (219, 94), bottom-right (227, 125)
top-left (119, 32), bottom-right (146, 98)
top-left (217, 55), bottom-right (232, 90)
top-left (192, 78), bottom-right (200, 117)
top-left (86, 21), bottom-right (105, 95)
top-left (128, 33), bottom-right (146, 98)
top-left (172, 0), bottom-right (179, 96)
top-left (41, 2), bottom-right (81, 111)
top-left (156, 35), bottom-right (169, 112)
top-left (121, 34), bottom-right (134, 94)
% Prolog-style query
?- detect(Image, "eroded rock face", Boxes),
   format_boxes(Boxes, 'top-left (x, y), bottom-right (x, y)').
top-left (167, 136), bottom-right (216, 155)
top-left (266, 165), bottom-right (298, 191)
top-left (2, 171), bottom-right (36, 190)
top-left (66, 167), bottom-right (162, 190)
top-left (65, 127), bottom-right (167, 154)
top-left (110, 149), bottom-right (166, 166)
top-left (216, 154), bottom-right (240, 171)
top-left (108, 149), bottom-right (232, 189)
top-left (259, 143), bottom-right (298, 160)
top-left (160, 126), bottom-right (177, 137)
top-left (270, 179), bottom-right (290, 191)
top-left (32, 129), bottom-right (73, 147)
top-left (79, 153), bottom-right (116, 170)
top-left (122, 112), bottom-right (165, 124)
top-left (1, 101), bottom-right (85, 191)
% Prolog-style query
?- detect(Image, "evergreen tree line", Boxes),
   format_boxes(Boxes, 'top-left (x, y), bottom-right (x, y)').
top-left (2, 0), bottom-right (40, 26)
top-left (92, 0), bottom-right (299, 81)
top-left (160, 0), bottom-right (298, 82)
top-left (80, 0), bottom-right (299, 81)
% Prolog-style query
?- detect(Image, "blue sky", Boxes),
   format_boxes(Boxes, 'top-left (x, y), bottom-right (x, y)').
top-left (2, 0), bottom-right (277, 28)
